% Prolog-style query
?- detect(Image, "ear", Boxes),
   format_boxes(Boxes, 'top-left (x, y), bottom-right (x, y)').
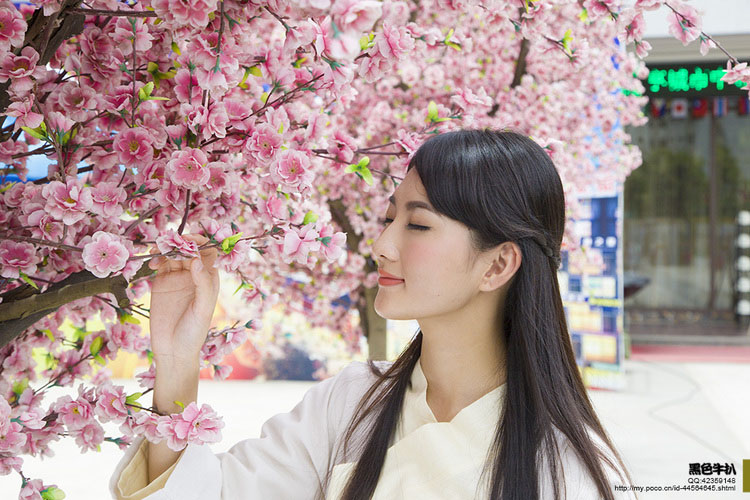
top-left (478, 241), bottom-right (522, 293)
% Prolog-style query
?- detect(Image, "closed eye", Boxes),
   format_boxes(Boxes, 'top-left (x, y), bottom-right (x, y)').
top-left (379, 218), bottom-right (430, 231)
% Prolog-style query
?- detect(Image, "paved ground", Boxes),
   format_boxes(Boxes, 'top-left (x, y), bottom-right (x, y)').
top-left (1, 358), bottom-right (748, 499)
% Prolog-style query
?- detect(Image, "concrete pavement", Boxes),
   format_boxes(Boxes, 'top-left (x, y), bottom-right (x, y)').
top-left (0, 358), bottom-right (748, 499)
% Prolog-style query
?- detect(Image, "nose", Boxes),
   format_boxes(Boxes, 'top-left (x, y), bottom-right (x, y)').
top-left (372, 223), bottom-right (398, 265)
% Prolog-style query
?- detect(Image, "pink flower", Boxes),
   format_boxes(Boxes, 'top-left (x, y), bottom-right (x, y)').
top-left (326, 130), bottom-right (358, 163)
top-left (56, 396), bottom-right (95, 431)
top-left (6, 98), bottom-right (43, 131)
top-left (155, 229), bottom-right (200, 259)
top-left (166, 147), bottom-right (210, 189)
top-left (0, 3), bottom-right (26, 52)
top-left (314, 16), bottom-right (360, 61)
top-left (273, 149), bottom-right (314, 191)
top-left (0, 455), bottom-right (22, 475)
top-left (282, 223), bottom-right (321, 266)
top-left (94, 384), bottom-right (129, 423)
top-left (72, 421), bottom-right (104, 452)
top-left (0, 240), bottom-right (39, 279)
top-left (171, 402), bottom-right (224, 448)
top-left (317, 223), bottom-right (347, 262)
top-left (114, 127), bottom-right (155, 167)
top-left (173, 69), bottom-right (203, 104)
top-left (619, 9), bottom-right (645, 44)
top-left (666, 1), bottom-right (701, 45)
top-left (246, 124), bottom-right (283, 165)
top-left (357, 52), bottom-right (392, 83)
top-left (46, 110), bottom-right (75, 134)
top-left (219, 239), bottom-right (252, 272)
top-left (42, 179), bottom-right (92, 225)
top-left (332, 0), bottom-right (382, 32)
top-left (90, 182), bottom-right (127, 218)
top-left (722, 61), bottom-right (750, 85)
top-left (375, 23), bottom-right (414, 61)
top-left (108, 322), bottom-right (148, 353)
top-left (58, 82), bottom-right (99, 122)
top-left (152, 0), bottom-right (218, 29)
top-left (24, 208), bottom-right (64, 241)
top-left (18, 478), bottom-right (43, 500)
top-left (0, 420), bottom-right (26, 453)
top-left (81, 231), bottom-right (130, 278)
top-left (0, 46), bottom-right (39, 87)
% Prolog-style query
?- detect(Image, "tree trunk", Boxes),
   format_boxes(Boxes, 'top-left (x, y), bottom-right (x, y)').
top-left (360, 286), bottom-right (387, 360)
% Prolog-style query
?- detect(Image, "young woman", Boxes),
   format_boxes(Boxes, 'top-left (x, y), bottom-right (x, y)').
top-left (111, 129), bottom-right (635, 500)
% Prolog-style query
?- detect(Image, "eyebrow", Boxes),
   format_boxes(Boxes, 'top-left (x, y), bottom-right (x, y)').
top-left (388, 194), bottom-right (436, 213)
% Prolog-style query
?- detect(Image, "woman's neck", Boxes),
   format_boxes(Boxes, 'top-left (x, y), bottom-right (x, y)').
top-left (417, 300), bottom-right (506, 422)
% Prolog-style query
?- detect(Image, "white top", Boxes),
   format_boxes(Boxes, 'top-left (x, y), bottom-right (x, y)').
top-left (110, 358), bottom-right (635, 499)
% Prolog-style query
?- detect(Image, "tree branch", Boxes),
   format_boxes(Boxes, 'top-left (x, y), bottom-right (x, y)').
top-left (0, 263), bottom-right (153, 348)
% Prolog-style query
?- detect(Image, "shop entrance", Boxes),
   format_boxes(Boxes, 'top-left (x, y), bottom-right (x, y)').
top-left (624, 97), bottom-right (750, 337)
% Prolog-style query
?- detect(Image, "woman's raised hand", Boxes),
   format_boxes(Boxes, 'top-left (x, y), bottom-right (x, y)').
top-left (147, 233), bottom-right (220, 364)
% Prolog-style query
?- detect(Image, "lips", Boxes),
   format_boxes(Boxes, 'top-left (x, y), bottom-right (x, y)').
top-left (377, 270), bottom-right (404, 286)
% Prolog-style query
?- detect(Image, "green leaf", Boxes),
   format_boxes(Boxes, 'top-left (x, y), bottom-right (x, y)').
top-left (318, 235), bottom-right (332, 247)
top-left (359, 33), bottom-right (375, 51)
top-left (359, 166), bottom-right (374, 186)
top-left (119, 312), bottom-right (140, 325)
top-left (41, 486), bottom-right (66, 500)
top-left (43, 329), bottom-right (55, 343)
top-left (147, 349), bottom-right (154, 364)
top-left (90, 336), bottom-right (103, 357)
top-left (426, 101), bottom-right (439, 122)
top-left (302, 211), bottom-right (318, 225)
top-left (248, 65), bottom-right (262, 77)
top-left (233, 281), bottom-right (252, 295)
top-left (173, 400), bottom-right (186, 410)
top-left (21, 125), bottom-right (47, 141)
top-left (94, 354), bottom-right (106, 365)
top-left (344, 163), bottom-right (358, 174)
top-left (12, 378), bottom-right (29, 397)
top-left (221, 232), bottom-right (244, 254)
top-left (171, 41), bottom-right (181, 55)
top-left (19, 272), bottom-right (39, 290)
top-left (244, 320), bottom-right (253, 329)
top-left (125, 392), bottom-right (143, 406)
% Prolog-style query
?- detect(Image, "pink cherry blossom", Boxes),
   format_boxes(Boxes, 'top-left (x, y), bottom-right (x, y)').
top-left (94, 384), bottom-right (129, 423)
top-left (317, 223), bottom-right (347, 262)
top-left (18, 478), bottom-right (44, 500)
top-left (114, 127), bottom-right (155, 167)
top-left (166, 147), bottom-right (210, 189)
top-left (666, 1), bottom-right (702, 45)
top-left (246, 124), bottom-right (284, 165)
top-left (0, 455), bottom-right (22, 475)
top-left (375, 23), bottom-right (415, 60)
top-left (72, 421), bottom-right (105, 452)
top-left (90, 182), bottom-right (127, 218)
top-left (82, 231), bottom-right (130, 278)
top-left (24, 208), bottom-right (64, 241)
top-left (273, 149), bottom-right (315, 191)
top-left (6, 98), bottom-right (43, 131)
top-left (152, 0), bottom-right (218, 29)
top-left (41, 179), bottom-right (92, 225)
top-left (170, 402), bottom-right (224, 448)
top-left (0, 2), bottom-right (26, 52)
top-left (332, 0), bottom-right (383, 32)
top-left (0, 240), bottom-right (39, 279)
top-left (155, 229), bottom-right (201, 259)
top-left (722, 61), bottom-right (750, 85)
top-left (55, 396), bottom-right (94, 431)
top-left (282, 223), bottom-right (322, 266)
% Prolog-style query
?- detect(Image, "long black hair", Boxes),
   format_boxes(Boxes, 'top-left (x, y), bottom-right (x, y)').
top-left (331, 129), bottom-right (630, 499)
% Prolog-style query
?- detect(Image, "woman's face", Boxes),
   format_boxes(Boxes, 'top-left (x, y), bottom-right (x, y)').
top-left (372, 169), bottom-right (489, 321)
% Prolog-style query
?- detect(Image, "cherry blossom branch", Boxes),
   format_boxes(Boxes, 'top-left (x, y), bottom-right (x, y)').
top-left (263, 6), bottom-right (292, 32)
top-left (663, 1), bottom-right (740, 65)
top-left (67, 7), bottom-right (157, 17)
top-left (0, 261), bottom-right (153, 348)
top-left (123, 206), bottom-right (161, 236)
top-left (177, 190), bottom-right (192, 235)
top-left (0, 234), bottom-right (82, 253)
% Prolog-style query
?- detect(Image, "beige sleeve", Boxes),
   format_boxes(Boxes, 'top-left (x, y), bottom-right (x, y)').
top-left (114, 438), bottom-right (183, 500)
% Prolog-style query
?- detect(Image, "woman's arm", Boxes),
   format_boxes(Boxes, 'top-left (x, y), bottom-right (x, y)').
top-left (147, 355), bottom-right (200, 483)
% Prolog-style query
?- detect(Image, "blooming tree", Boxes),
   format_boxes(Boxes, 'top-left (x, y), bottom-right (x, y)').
top-left (0, 0), bottom-right (747, 496)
